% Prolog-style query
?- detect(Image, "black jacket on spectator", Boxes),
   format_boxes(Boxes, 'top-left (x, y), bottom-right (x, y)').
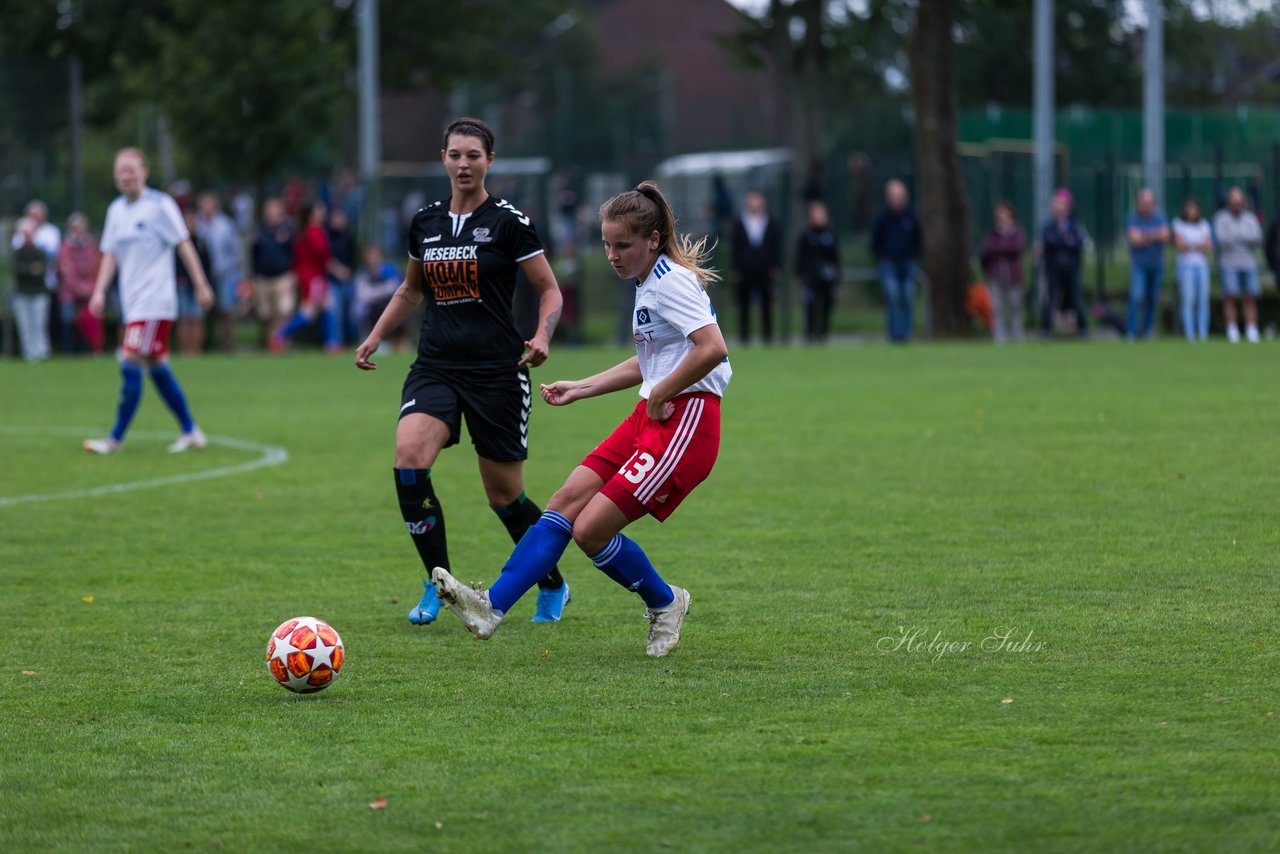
top-left (794, 227), bottom-right (841, 287)
top-left (731, 215), bottom-right (782, 285)
top-left (251, 222), bottom-right (294, 277)
top-left (1266, 218), bottom-right (1280, 277)
top-left (869, 207), bottom-right (922, 263)
top-left (328, 226), bottom-right (356, 275)
top-left (1041, 217), bottom-right (1085, 271)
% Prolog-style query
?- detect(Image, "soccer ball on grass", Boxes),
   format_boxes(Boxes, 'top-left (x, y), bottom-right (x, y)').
top-left (266, 616), bottom-right (344, 694)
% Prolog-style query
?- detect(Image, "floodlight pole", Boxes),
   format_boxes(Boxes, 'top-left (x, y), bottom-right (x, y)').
top-left (358, 0), bottom-right (382, 249)
top-left (1032, 0), bottom-right (1054, 228)
top-left (1142, 0), bottom-right (1164, 210)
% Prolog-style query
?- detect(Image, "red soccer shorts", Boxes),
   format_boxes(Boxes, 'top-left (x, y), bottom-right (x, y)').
top-left (122, 319), bottom-right (173, 359)
top-left (582, 391), bottom-right (721, 522)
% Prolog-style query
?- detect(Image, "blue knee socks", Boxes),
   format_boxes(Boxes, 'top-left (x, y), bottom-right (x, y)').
top-left (149, 364), bottom-right (195, 433)
top-left (588, 534), bottom-right (674, 609)
top-left (110, 362), bottom-right (144, 442)
top-left (487, 510), bottom-right (574, 614)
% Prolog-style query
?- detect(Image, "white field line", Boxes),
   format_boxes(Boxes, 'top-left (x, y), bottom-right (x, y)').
top-left (0, 427), bottom-right (288, 508)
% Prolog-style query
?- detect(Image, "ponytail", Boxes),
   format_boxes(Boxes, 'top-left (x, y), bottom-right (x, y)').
top-left (600, 180), bottom-right (720, 288)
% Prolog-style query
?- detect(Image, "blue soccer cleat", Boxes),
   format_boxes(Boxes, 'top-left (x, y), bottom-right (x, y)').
top-left (530, 582), bottom-right (571, 623)
top-left (408, 579), bottom-right (443, 625)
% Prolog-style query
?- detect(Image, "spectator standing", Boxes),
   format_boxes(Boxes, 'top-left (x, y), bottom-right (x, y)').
top-left (1040, 189), bottom-right (1088, 338)
top-left (326, 207), bottom-right (358, 346)
top-left (11, 200), bottom-right (62, 289)
top-left (793, 200), bottom-right (841, 343)
top-left (1213, 186), bottom-right (1264, 343)
top-left (1171, 198), bottom-right (1212, 342)
top-left (250, 198), bottom-right (296, 348)
top-left (56, 213), bottom-right (104, 355)
top-left (176, 208), bottom-right (213, 355)
top-left (1125, 188), bottom-right (1169, 340)
top-left (979, 201), bottom-right (1027, 344)
top-left (869, 180), bottom-right (922, 343)
top-left (1265, 211), bottom-right (1280, 291)
top-left (12, 218), bottom-right (52, 362)
top-left (196, 191), bottom-right (245, 352)
top-left (230, 186), bottom-right (255, 235)
top-left (730, 189), bottom-right (782, 344)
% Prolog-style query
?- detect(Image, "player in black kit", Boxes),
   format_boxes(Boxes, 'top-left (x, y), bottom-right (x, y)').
top-left (355, 117), bottom-right (569, 625)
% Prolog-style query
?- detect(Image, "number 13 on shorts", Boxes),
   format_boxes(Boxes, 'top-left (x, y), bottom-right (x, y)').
top-left (620, 451), bottom-right (656, 484)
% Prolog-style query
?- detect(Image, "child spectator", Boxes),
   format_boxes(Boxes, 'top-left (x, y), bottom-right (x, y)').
top-left (354, 245), bottom-right (408, 352)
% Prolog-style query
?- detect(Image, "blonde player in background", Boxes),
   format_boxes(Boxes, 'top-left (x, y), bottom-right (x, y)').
top-left (83, 148), bottom-right (215, 455)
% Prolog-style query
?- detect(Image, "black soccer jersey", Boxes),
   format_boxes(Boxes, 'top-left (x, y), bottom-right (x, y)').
top-left (406, 195), bottom-right (544, 366)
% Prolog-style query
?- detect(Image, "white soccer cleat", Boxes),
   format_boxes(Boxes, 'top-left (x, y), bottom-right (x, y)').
top-left (167, 428), bottom-right (208, 453)
top-left (1227, 324), bottom-right (1241, 343)
top-left (83, 437), bottom-right (122, 455)
top-left (645, 586), bottom-right (691, 658)
top-left (1246, 325), bottom-right (1261, 344)
top-left (430, 566), bottom-right (503, 640)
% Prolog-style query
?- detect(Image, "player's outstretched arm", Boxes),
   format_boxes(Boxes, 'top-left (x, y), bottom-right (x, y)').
top-left (356, 260), bottom-right (423, 370)
top-left (644, 324), bottom-right (729, 421)
top-left (541, 356), bottom-right (642, 406)
top-left (517, 253), bottom-right (562, 368)
top-left (88, 252), bottom-right (118, 318)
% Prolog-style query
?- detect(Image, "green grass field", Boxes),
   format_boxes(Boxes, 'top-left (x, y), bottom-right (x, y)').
top-left (2, 341), bottom-right (1278, 851)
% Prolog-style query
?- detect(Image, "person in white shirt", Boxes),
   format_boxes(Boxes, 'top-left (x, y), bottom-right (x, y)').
top-left (1171, 198), bottom-right (1213, 342)
top-left (432, 180), bottom-right (731, 657)
top-left (83, 148), bottom-right (215, 455)
top-left (1211, 186), bottom-right (1264, 343)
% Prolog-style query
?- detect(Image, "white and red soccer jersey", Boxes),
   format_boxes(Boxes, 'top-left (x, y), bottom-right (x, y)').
top-left (632, 254), bottom-right (731, 399)
top-left (100, 188), bottom-right (189, 323)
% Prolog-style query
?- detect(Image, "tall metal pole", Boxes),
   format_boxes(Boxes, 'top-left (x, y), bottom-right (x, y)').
top-left (357, 0), bottom-right (381, 248)
top-left (1142, 0), bottom-right (1165, 209)
top-left (1033, 0), bottom-right (1054, 228)
top-left (69, 55), bottom-right (84, 214)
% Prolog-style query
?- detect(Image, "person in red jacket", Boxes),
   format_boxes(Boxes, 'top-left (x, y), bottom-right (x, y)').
top-left (979, 201), bottom-right (1027, 343)
top-left (272, 200), bottom-right (339, 353)
top-left (56, 212), bottom-right (104, 354)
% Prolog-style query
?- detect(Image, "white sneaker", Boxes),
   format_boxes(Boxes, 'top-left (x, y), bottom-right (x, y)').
top-left (430, 566), bottom-right (503, 639)
top-left (167, 428), bottom-right (208, 453)
top-left (83, 437), bottom-right (122, 455)
top-left (1246, 325), bottom-right (1261, 343)
top-left (645, 586), bottom-right (691, 658)
top-left (1227, 324), bottom-right (1241, 343)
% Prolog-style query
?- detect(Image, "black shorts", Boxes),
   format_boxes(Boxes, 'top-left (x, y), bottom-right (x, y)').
top-left (399, 362), bottom-right (532, 462)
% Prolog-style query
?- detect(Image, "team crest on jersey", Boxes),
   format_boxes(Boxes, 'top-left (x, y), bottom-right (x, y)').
top-left (636, 308), bottom-right (651, 325)
top-left (472, 227), bottom-right (492, 243)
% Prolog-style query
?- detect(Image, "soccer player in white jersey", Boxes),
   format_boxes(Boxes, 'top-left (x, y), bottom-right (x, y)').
top-left (83, 148), bottom-right (215, 455)
top-left (432, 181), bottom-right (731, 657)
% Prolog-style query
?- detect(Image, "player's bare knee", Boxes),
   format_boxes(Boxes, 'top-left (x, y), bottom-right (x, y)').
top-left (572, 526), bottom-right (608, 555)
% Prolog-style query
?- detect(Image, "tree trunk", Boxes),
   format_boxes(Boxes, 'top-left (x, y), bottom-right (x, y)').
top-left (907, 0), bottom-right (974, 337)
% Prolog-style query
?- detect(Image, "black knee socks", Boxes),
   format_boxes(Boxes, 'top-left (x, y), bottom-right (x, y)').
top-left (394, 468), bottom-right (449, 573)
top-left (494, 493), bottom-right (565, 590)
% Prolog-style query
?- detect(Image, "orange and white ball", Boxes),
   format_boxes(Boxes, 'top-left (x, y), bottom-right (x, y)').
top-left (266, 617), bottom-right (344, 694)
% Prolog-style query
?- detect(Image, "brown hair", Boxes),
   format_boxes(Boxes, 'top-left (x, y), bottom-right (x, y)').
top-left (442, 117), bottom-right (495, 155)
top-left (599, 180), bottom-right (719, 288)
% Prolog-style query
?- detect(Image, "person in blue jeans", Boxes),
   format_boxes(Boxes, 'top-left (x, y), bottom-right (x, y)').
top-left (326, 207), bottom-right (358, 346)
top-left (1040, 189), bottom-right (1088, 338)
top-left (1171, 198), bottom-right (1212, 342)
top-left (1124, 188), bottom-right (1169, 340)
top-left (869, 179), bottom-right (922, 343)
